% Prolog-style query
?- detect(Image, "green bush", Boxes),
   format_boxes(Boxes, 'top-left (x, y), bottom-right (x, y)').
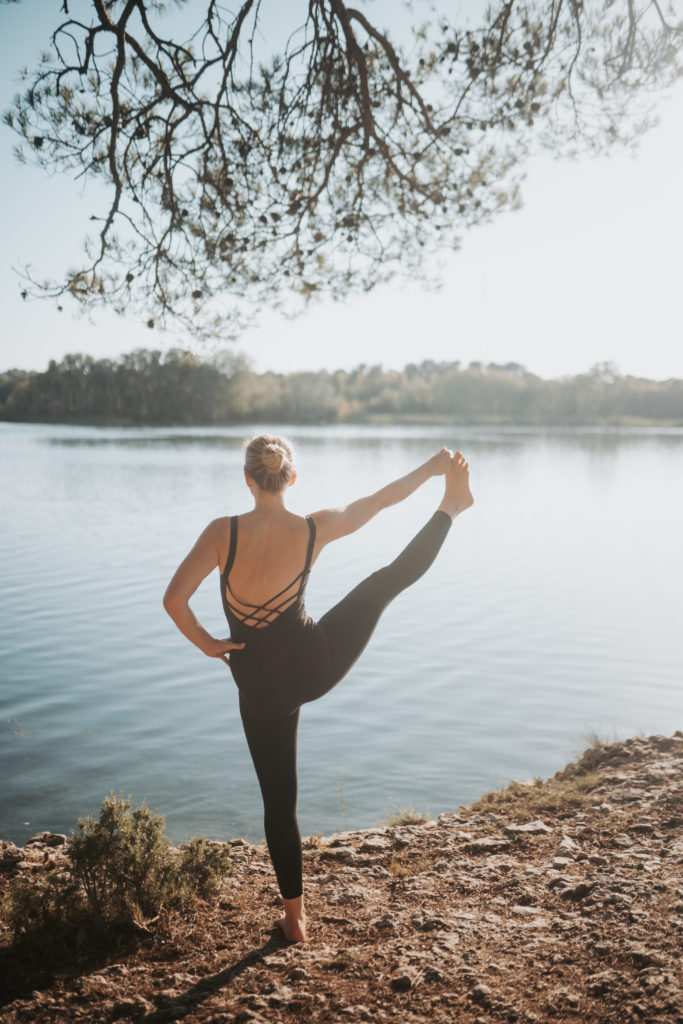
top-left (68, 793), bottom-right (176, 926)
top-left (5, 794), bottom-right (232, 954)
top-left (175, 835), bottom-right (232, 903)
top-left (6, 873), bottom-right (90, 952)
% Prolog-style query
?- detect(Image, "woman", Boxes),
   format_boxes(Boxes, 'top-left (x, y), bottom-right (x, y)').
top-left (163, 435), bottom-right (473, 942)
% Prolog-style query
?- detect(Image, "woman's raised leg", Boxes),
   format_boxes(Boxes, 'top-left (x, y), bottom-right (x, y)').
top-left (312, 452), bottom-right (473, 697)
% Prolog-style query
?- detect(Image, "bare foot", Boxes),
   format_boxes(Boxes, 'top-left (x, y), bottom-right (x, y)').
top-left (439, 450), bottom-right (474, 519)
top-left (277, 913), bottom-right (308, 943)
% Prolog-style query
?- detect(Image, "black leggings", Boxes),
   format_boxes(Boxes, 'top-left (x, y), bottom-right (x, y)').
top-left (240, 510), bottom-right (451, 899)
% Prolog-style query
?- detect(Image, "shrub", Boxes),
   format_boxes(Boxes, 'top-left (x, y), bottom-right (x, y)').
top-left (5, 873), bottom-right (90, 954)
top-left (4, 794), bottom-right (232, 955)
top-left (174, 835), bottom-right (232, 904)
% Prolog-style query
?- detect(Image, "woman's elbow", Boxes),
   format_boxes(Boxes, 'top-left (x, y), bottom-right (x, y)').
top-left (163, 586), bottom-right (180, 616)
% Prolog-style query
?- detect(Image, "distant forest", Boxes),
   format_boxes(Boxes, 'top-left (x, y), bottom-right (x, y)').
top-left (1, 350), bottom-right (682, 426)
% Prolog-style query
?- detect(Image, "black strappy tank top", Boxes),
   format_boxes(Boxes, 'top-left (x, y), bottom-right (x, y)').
top-left (220, 515), bottom-right (317, 632)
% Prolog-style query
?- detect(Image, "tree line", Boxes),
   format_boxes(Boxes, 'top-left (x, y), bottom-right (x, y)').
top-left (1, 350), bottom-right (682, 426)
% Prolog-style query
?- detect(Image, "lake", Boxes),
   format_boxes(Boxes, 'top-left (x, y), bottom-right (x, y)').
top-left (1, 422), bottom-right (681, 847)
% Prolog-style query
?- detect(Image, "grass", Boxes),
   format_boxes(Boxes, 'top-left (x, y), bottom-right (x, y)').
top-left (471, 769), bottom-right (603, 814)
top-left (578, 727), bottom-right (621, 750)
top-left (465, 733), bottom-right (619, 819)
top-left (383, 805), bottom-right (431, 827)
top-left (385, 850), bottom-right (439, 877)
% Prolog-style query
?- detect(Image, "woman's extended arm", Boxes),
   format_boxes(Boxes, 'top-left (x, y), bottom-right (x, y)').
top-left (312, 448), bottom-right (453, 546)
top-left (163, 518), bottom-right (245, 663)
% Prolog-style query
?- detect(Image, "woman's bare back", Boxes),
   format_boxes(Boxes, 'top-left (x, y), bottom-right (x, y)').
top-left (220, 511), bottom-right (317, 625)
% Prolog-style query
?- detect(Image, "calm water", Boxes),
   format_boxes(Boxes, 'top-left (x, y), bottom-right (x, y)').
top-left (1, 422), bottom-right (682, 847)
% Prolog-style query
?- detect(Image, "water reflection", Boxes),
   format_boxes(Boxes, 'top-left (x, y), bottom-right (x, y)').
top-left (30, 421), bottom-right (683, 458)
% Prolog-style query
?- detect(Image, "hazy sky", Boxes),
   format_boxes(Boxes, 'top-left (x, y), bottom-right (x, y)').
top-left (1, 2), bottom-right (682, 379)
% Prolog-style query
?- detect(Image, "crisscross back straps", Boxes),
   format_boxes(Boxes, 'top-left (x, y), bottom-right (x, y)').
top-left (224, 515), bottom-right (316, 628)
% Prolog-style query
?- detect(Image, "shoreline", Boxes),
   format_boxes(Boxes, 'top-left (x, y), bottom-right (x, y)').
top-left (2, 731), bottom-right (682, 1022)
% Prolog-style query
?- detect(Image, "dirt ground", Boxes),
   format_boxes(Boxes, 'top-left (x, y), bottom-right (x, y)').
top-left (1, 731), bottom-right (682, 1024)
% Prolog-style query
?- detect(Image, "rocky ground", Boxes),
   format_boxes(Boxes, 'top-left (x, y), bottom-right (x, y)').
top-left (1, 731), bottom-right (682, 1024)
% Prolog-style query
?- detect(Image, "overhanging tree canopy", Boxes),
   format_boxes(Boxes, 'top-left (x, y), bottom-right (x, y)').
top-left (4, 0), bottom-right (682, 339)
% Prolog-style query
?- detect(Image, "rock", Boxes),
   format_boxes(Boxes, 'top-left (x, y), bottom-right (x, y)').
top-left (0, 841), bottom-right (23, 871)
top-left (547, 875), bottom-right (573, 890)
top-left (15, 860), bottom-right (42, 872)
top-left (559, 881), bottom-right (593, 901)
top-left (161, 972), bottom-right (196, 987)
top-left (464, 838), bottom-right (511, 854)
top-left (611, 833), bottom-right (634, 848)
top-left (370, 914), bottom-right (397, 935)
top-left (558, 990), bottom-right (580, 1007)
top-left (337, 1006), bottom-right (372, 1020)
top-left (25, 831), bottom-right (68, 847)
top-left (514, 914), bottom-right (550, 928)
top-left (504, 820), bottom-right (553, 836)
top-left (110, 996), bottom-right (154, 1020)
top-left (552, 856), bottom-right (572, 868)
top-left (267, 985), bottom-right (293, 1006)
top-left (558, 835), bottom-right (580, 853)
top-left (411, 912), bottom-right (448, 931)
top-left (323, 847), bottom-right (357, 864)
top-left (390, 971), bottom-right (419, 992)
top-left (650, 735), bottom-right (678, 752)
top-left (603, 745), bottom-right (630, 761)
top-left (359, 835), bottom-right (390, 852)
top-left (629, 947), bottom-right (667, 968)
top-left (469, 983), bottom-right (492, 1006)
top-left (84, 975), bottom-right (112, 993)
top-left (241, 996), bottom-right (269, 1011)
top-left (423, 967), bottom-right (445, 983)
top-left (586, 970), bottom-right (619, 997)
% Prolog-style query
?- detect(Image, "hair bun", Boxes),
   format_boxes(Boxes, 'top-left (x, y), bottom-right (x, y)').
top-left (244, 433), bottom-right (295, 492)
top-left (263, 444), bottom-right (285, 474)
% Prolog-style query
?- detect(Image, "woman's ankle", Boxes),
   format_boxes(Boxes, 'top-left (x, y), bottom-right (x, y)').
top-left (283, 894), bottom-right (305, 919)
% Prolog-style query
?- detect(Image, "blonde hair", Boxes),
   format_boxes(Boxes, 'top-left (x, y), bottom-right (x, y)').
top-left (244, 434), bottom-right (295, 492)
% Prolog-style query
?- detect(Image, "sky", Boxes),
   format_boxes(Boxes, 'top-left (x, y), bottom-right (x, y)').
top-left (1, 2), bottom-right (682, 380)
